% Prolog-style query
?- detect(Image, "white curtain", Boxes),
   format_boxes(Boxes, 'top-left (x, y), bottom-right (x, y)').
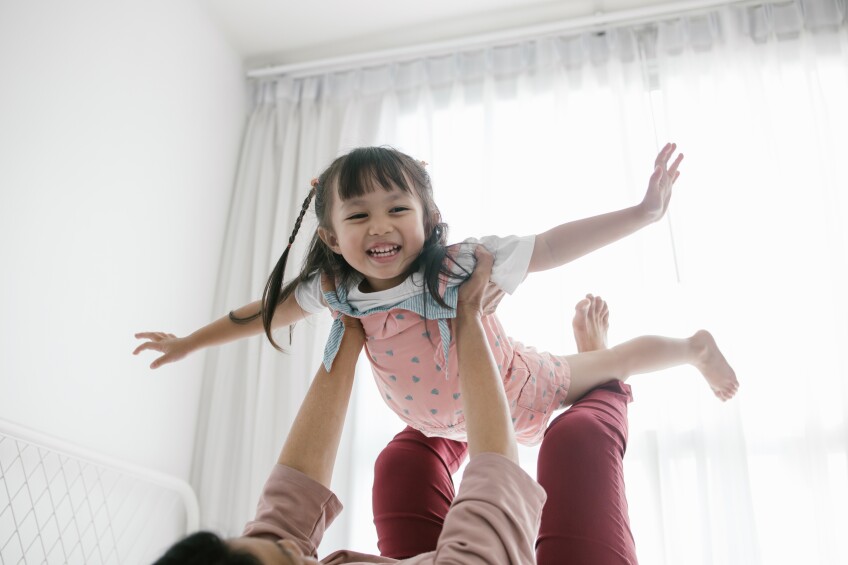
top-left (195, 1), bottom-right (848, 562)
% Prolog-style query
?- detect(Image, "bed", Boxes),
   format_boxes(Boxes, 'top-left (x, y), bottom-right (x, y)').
top-left (0, 418), bottom-right (198, 564)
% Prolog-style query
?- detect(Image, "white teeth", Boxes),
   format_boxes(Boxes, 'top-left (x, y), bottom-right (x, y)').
top-left (368, 245), bottom-right (399, 256)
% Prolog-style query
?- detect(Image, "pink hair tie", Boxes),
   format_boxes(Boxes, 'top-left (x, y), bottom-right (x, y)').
top-left (419, 160), bottom-right (428, 167)
top-left (310, 177), bottom-right (319, 188)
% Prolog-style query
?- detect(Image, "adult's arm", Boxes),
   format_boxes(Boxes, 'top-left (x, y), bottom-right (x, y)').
top-left (390, 248), bottom-right (545, 564)
top-left (454, 247), bottom-right (518, 463)
top-left (276, 311), bottom-right (365, 488)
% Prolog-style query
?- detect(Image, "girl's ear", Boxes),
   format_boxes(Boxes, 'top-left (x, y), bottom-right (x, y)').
top-left (318, 227), bottom-right (342, 254)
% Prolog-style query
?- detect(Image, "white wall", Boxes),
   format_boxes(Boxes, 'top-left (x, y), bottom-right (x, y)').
top-left (0, 0), bottom-right (246, 481)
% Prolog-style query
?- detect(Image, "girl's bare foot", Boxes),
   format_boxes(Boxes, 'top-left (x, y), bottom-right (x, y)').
top-left (691, 330), bottom-right (739, 401)
top-left (572, 293), bottom-right (609, 353)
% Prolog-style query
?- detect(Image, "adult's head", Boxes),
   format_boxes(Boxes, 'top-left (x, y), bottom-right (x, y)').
top-left (154, 530), bottom-right (318, 565)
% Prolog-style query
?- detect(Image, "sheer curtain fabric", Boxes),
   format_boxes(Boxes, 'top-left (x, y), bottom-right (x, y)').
top-left (193, 1), bottom-right (848, 562)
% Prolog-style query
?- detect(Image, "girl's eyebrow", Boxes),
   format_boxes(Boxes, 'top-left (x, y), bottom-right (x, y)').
top-left (341, 191), bottom-right (407, 208)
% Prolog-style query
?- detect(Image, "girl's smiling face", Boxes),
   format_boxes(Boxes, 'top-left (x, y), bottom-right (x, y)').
top-left (319, 181), bottom-right (427, 292)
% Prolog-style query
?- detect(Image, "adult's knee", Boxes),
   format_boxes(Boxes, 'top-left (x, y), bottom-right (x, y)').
top-left (373, 433), bottom-right (463, 559)
top-left (550, 408), bottom-right (617, 447)
top-left (537, 409), bottom-right (636, 564)
top-left (375, 434), bottom-right (446, 484)
top-left (539, 406), bottom-right (628, 483)
top-left (374, 439), bottom-right (416, 479)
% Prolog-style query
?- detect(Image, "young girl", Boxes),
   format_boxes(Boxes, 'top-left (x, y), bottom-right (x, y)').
top-left (135, 145), bottom-right (738, 445)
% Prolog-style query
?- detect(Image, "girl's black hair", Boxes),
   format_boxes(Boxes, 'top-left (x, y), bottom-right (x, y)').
top-left (153, 531), bottom-right (261, 565)
top-left (232, 146), bottom-right (468, 350)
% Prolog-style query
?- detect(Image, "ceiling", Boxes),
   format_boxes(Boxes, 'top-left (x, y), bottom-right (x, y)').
top-left (201, 0), bottom-right (681, 70)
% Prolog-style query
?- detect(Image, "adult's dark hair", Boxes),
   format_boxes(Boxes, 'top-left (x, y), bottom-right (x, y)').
top-left (231, 146), bottom-right (468, 350)
top-left (152, 531), bottom-right (260, 565)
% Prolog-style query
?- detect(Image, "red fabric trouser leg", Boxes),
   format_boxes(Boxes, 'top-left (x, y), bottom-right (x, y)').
top-left (372, 426), bottom-right (467, 559)
top-left (372, 380), bottom-right (637, 564)
top-left (536, 379), bottom-right (638, 565)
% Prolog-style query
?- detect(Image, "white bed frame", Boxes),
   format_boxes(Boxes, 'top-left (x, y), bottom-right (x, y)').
top-left (0, 419), bottom-right (199, 564)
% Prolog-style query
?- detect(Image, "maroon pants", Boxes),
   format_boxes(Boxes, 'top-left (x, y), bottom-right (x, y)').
top-left (372, 380), bottom-right (638, 564)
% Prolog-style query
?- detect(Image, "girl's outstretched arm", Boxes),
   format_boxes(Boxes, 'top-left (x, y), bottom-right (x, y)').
top-left (528, 142), bottom-right (683, 273)
top-left (133, 293), bottom-right (310, 369)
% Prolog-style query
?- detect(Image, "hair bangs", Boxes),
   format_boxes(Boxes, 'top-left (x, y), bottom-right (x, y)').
top-left (336, 147), bottom-right (417, 201)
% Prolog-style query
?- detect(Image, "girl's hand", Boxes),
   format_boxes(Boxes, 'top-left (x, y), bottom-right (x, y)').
top-left (639, 142), bottom-right (684, 222)
top-left (133, 332), bottom-right (193, 369)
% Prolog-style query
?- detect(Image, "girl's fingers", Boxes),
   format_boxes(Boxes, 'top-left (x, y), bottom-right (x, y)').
top-left (654, 147), bottom-right (667, 167)
top-left (135, 331), bottom-right (174, 342)
top-left (655, 142), bottom-right (674, 167)
top-left (650, 164), bottom-right (663, 183)
top-left (151, 353), bottom-right (174, 369)
top-left (135, 332), bottom-right (160, 339)
top-left (133, 342), bottom-right (162, 355)
top-left (656, 143), bottom-right (680, 173)
top-left (668, 153), bottom-right (684, 175)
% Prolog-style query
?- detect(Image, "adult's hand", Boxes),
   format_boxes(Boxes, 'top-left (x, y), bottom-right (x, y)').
top-left (457, 246), bottom-right (498, 318)
top-left (320, 273), bottom-right (365, 342)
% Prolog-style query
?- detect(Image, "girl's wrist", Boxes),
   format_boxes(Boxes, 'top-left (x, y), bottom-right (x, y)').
top-left (182, 332), bottom-right (201, 354)
top-left (638, 200), bottom-right (665, 223)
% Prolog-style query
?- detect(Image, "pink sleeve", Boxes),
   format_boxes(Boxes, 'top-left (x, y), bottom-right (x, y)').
top-left (241, 464), bottom-right (343, 558)
top-left (401, 453), bottom-right (546, 564)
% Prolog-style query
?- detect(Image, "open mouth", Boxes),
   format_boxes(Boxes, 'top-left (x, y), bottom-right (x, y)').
top-left (367, 245), bottom-right (400, 258)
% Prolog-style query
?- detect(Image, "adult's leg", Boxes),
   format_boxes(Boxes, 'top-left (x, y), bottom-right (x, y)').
top-left (372, 427), bottom-right (467, 558)
top-left (536, 379), bottom-right (638, 564)
top-left (537, 294), bottom-right (637, 564)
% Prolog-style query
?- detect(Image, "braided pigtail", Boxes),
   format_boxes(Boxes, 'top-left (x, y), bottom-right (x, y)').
top-left (262, 185), bottom-right (316, 350)
top-left (228, 183), bottom-right (316, 351)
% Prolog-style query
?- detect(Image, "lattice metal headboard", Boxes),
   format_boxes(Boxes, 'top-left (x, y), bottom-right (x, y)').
top-left (0, 419), bottom-right (199, 565)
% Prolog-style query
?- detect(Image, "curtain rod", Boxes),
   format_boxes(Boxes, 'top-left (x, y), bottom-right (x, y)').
top-left (247, 0), bottom-right (767, 79)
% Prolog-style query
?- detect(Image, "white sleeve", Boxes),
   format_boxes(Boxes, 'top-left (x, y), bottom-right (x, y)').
top-left (456, 234), bottom-right (536, 295)
top-left (293, 273), bottom-right (326, 314)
